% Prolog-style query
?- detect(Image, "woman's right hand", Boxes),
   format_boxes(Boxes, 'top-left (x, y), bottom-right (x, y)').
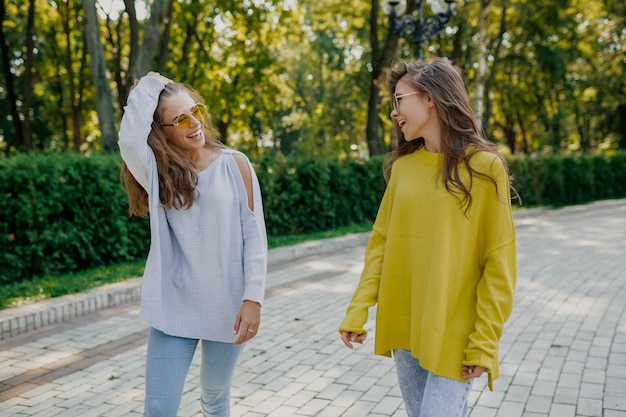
top-left (340, 331), bottom-right (367, 349)
top-left (146, 71), bottom-right (173, 85)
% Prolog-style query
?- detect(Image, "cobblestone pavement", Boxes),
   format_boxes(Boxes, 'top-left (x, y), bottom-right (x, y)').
top-left (0, 200), bottom-right (624, 417)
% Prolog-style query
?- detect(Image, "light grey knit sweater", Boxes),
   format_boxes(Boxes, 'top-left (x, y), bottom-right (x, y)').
top-left (118, 76), bottom-right (267, 342)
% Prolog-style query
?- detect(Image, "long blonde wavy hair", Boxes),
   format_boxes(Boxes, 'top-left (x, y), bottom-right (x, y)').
top-left (385, 59), bottom-right (516, 213)
top-left (120, 82), bottom-right (224, 218)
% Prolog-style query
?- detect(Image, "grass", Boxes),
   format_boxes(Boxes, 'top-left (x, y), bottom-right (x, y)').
top-left (0, 223), bottom-right (373, 311)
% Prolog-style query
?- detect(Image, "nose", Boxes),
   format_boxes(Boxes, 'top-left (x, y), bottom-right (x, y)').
top-left (390, 108), bottom-right (398, 119)
top-left (189, 114), bottom-right (203, 129)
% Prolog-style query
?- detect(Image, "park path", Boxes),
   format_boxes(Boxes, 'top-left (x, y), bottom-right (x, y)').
top-left (0, 199), bottom-right (625, 417)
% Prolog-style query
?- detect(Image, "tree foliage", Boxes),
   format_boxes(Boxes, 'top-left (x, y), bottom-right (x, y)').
top-left (0, 0), bottom-right (624, 156)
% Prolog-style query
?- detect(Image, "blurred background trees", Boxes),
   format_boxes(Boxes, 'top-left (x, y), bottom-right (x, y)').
top-left (1, 0), bottom-right (624, 159)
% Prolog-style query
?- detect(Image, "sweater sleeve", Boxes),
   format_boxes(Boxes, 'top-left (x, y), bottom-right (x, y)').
top-left (338, 184), bottom-right (392, 335)
top-left (118, 76), bottom-right (165, 191)
top-left (463, 158), bottom-right (517, 390)
top-left (235, 153), bottom-right (268, 306)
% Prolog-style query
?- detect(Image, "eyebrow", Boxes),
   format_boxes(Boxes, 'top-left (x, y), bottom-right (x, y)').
top-left (168, 105), bottom-right (195, 122)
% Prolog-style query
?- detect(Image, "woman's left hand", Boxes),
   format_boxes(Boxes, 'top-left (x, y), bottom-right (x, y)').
top-left (233, 300), bottom-right (261, 346)
top-left (461, 365), bottom-right (486, 380)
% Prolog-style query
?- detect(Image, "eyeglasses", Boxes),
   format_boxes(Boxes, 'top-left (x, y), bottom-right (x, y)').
top-left (160, 103), bottom-right (207, 129)
top-left (392, 91), bottom-right (420, 111)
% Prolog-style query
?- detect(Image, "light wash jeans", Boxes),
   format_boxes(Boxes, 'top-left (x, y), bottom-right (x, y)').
top-left (143, 327), bottom-right (243, 417)
top-left (394, 349), bottom-right (472, 417)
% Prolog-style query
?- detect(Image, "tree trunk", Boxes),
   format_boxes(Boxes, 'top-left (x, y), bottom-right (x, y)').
top-left (366, 0), bottom-right (401, 157)
top-left (483, 0), bottom-right (509, 138)
top-left (157, 1), bottom-right (173, 73)
top-left (62, 0), bottom-right (82, 152)
top-left (19, 0), bottom-right (36, 151)
top-left (0, 0), bottom-right (24, 150)
top-left (128, 0), bottom-right (172, 83)
top-left (123, 0), bottom-right (139, 91)
top-left (617, 104), bottom-right (626, 150)
top-left (83, 0), bottom-right (117, 151)
top-left (475, 0), bottom-right (491, 132)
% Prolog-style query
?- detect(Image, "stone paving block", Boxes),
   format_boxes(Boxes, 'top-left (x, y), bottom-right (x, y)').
top-left (283, 389), bottom-right (316, 408)
top-left (525, 395), bottom-right (552, 414)
top-left (314, 405), bottom-right (348, 417)
top-left (554, 386), bottom-right (579, 404)
top-left (548, 403), bottom-right (575, 417)
top-left (341, 399), bottom-right (377, 417)
top-left (371, 395), bottom-right (404, 415)
top-left (390, 409), bottom-right (408, 417)
top-left (304, 375), bottom-right (333, 392)
top-left (477, 390), bottom-right (505, 408)
top-left (578, 381), bottom-right (603, 400)
top-left (582, 368), bottom-right (605, 385)
top-left (531, 380), bottom-right (556, 397)
top-left (295, 397), bottom-right (330, 415)
top-left (101, 401), bottom-right (144, 417)
top-left (558, 372), bottom-right (582, 389)
top-left (278, 364), bottom-right (311, 380)
top-left (293, 368), bottom-right (325, 386)
top-left (605, 392), bottom-right (626, 410)
top-left (606, 376), bottom-right (626, 394)
top-left (494, 401), bottom-right (524, 417)
top-left (378, 371), bottom-right (400, 388)
top-left (535, 367), bottom-right (559, 382)
top-left (316, 382), bottom-right (347, 400)
top-left (249, 394), bottom-right (285, 415)
top-left (576, 397), bottom-right (602, 416)
top-left (328, 388), bottom-right (362, 409)
top-left (512, 371), bottom-right (538, 387)
top-left (334, 369), bottom-right (366, 385)
top-left (604, 411), bottom-right (626, 417)
top-left (362, 384), bottom-right (391, 403)
top-left (347, 375), bottom-right (379, 392)
top-left (265, 405), bottom-right (300, 417)
top-left (585, 355), bottom-right (607, 370)
top-left (468, 405), bottom-right (497, 417)
top-left (607, 365), bottom-right (626, 378)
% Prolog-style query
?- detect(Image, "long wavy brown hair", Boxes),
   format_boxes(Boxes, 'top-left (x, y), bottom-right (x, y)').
top-left (385, 59), bottom-right (517, 213)
top-left (120, 82), bottom-right (224, 217)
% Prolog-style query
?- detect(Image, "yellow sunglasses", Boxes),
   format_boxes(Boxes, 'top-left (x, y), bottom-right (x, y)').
top-left (160, 103), bottom-right (206, 129)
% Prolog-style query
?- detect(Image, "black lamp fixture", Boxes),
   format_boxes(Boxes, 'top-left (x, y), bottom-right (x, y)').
top-left (382, 0), bottom-right (457, 58)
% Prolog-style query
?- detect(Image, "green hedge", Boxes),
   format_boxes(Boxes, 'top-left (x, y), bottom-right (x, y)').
top-left (256, 153), bottom-right (386, 236)
top-left (1, 151), bottom-right (625, 284)
top-left (0, 153), bottom-right (150, 285)
top-left (507, 153), bottom-right (626, 207)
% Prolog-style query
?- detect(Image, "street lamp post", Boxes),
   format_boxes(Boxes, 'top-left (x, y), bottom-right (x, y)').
top-left (382, 0), bottom-right (457, 59)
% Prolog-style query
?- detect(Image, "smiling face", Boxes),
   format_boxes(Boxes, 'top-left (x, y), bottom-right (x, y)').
top-left (159, 92), bottom-right (206, 156)
top-left (390, 77), bottom-right (442, 151)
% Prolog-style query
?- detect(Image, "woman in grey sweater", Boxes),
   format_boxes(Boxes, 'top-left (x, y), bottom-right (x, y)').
top-left (118, 72), bottom-right (267, 417)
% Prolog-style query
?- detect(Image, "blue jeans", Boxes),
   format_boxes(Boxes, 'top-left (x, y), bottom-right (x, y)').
top-left (143, 327), bottom-right (243, 417)
top-left (394, 349), bottom-right (472, 417)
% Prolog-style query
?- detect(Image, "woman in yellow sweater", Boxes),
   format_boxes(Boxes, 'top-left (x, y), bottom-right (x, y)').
top-left (338, 59), bottom-right (517, 417)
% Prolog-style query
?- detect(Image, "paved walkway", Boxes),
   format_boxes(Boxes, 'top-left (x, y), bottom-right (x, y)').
top-left (0, 199), bottom-right (625, 417)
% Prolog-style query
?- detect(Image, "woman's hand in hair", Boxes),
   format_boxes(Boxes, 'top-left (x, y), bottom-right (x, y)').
top-left (146, 71), bottom-right (173, 86)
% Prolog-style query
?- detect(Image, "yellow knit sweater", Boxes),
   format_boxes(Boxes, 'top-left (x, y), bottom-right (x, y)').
top-left (339, 147), bottom-right (516, 391)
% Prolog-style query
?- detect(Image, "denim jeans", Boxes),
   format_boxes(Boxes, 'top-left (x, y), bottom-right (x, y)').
top-left (393, 349), bottom-right (472, 417)
top-left (143, 327), bottom-right (243, 417)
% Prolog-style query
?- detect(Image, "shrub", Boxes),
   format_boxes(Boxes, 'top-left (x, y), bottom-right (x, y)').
top-left (0, 150), bottom-right (624, 285)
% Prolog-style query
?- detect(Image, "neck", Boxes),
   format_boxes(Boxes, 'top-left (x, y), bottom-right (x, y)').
top-left (423, 138), bottom-right (442, 153)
